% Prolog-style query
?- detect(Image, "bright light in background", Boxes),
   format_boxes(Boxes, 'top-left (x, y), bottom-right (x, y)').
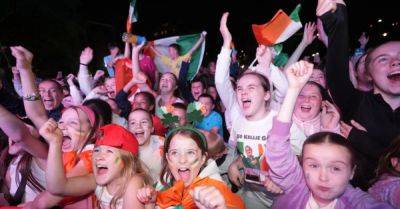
top-left (382, 32), bottom-right (388, 37)
top-left (378, 19), bottom-right (383, 23)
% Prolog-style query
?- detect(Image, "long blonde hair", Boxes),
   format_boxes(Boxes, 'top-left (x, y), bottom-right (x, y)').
top-left (96, 149), bottom-right (152, 209)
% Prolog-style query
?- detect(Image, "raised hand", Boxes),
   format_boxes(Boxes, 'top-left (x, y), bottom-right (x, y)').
top-left (321, 100), bottom-right (340, 130)
top-left (256, 45), bottom-right (273, 67)
top-left (39, 118), bottom-right (63, 144)
top-left (285, 61), bottom-right (314, 90)
top-left (316, 0), bottom-right (337, 16)
top-left (228, 159), bottom-right (244, 187)
top-left (219, 12), bottom-right (232, 49)
top-left (66, 74), bottom-right (76, 86)
top-left (93, 70), bottom-right (105, 81)
top-left (263, 175), bottom-right (283, 194)
top-left (136, 186), bottom-right (156, 204)
top-left (80, 47), bottom-right (93, 65)
top-left (10, 46), bottom-right (34, 70)
top-left (191, 186), bottom-right (226, 209)
top-left (301, 22), bottom-right (317, 46)
top-left (132, 41), bottom-right (145, 54)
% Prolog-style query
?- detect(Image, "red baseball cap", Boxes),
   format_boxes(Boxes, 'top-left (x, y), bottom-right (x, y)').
top-left (95, 124), bottom-right (139, 156)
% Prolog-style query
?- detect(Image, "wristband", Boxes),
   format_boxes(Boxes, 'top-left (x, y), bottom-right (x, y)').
top-left (80, 63), bottom-right (88, 66)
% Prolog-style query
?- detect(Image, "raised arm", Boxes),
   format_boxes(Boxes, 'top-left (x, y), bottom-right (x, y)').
top-left (215, 13), bottom-right (239, 115)
top-left (187, 31), bottom-right (206, 56)
top-left (132, 42), bottom-right (145, 75)
top-left (0, 104), bottom-right (48, 161)
top-left (124, 42), bottom-right (131, 58)
top-left (67, 74), bottom-right (83, 105)
top-left (77, 47), bottom-right (94, 96)
top-left (266, 61), bottom-right (313, 191)
top-left (10, 46), bottom-right (48, 129)
top-left (284, 22), bottom-right (316, 70)
top-left (40, 119), bottom-right (96, 196)
top-left (319, 0), bottom-right (359, 120)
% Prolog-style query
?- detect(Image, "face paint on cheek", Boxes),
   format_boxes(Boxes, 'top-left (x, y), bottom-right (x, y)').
top-left (305, 172), bottom-right (310, 181)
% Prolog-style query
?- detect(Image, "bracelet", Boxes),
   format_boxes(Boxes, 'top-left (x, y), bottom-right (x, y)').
top-left (23, 93), bottom-right (41, 101)
top-left (80, 63), bottom-right (88, 66)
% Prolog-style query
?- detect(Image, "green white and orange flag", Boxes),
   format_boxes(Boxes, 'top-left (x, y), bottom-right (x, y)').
top-left (252, 4), bottom-right (302, 46)
top-left (126, 0), bottom-right (138, 33)
top-left (143, 33), bottom-right (206, 81)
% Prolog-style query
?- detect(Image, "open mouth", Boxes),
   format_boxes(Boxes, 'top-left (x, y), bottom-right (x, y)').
top-left (62, 136), bottom-right (72, 150)
top-left (134, 131), bottom-right (145, 138)
top-left (241, 99), bottom-right (251, 109)
top-left (96, 165), bottom-right (109, 175)
top-left (387, 71), bottom-right (400, 81)
top-left (300, 105), bottom-right (312, 112)
top-left (178, 168), bottom-right (191, 181)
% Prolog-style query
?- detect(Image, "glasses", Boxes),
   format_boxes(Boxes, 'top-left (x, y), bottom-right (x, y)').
top-left (167, 149), bottom-right (201, 163)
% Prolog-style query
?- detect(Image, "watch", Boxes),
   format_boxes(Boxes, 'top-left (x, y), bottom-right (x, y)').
top-left (23, 93), bottom-right (41, 101)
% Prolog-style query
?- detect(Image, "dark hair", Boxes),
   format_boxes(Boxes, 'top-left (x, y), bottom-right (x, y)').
top-left (191, 76), bottom-right (206, 89)
top-left (305, 81), bottom-right (332, 103)
top-left (107, 42), bottom-right (119, 50)
top-left (134, 92), bottom-right (155, 114)
top-left (302, 132), bottom-right (356, 168)
top-left (371, 136), bottom-right (400, 185)
top-left (172, 102), bottom-right (187, 111)
top-left (237, 71), bottom-right (270, 92)
top-left (159, 128), bottom-right (208, 186)
top-left (168, 44), bottom-right (181, 55)
top-left (83, 99), bottom-right (112, 126)
top-left (198, 93), bottom-right (215, 105)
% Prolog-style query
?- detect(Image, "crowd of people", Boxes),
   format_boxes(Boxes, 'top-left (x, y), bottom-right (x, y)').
top-left (0, 0), bottom-right (399, 208)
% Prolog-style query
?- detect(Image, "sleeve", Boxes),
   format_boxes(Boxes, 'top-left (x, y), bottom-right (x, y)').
top-left (77, 68), bottom-right (94, 96)
top-left (215, 47), bottom-right (241, 124)
top-left (69, 85), bottom-right (83, 105)
top-left (321, 4), bottom-right (362, 121)
top-left (265, 117), bottom-right (304, 192)
top-left (12, 78), bottom-right (23, 97)
top-left (348, 129), bottom-right (386, 159)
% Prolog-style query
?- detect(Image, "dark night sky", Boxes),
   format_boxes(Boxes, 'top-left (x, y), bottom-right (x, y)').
top-left (0, 0), bottom-right (399, 78)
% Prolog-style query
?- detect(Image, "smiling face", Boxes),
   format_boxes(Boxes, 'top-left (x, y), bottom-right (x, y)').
top-left (198, 96), bottom-right (214, 117)
top-left (159, 73), bottom-right (177, 94)
top-left (367, 41), bottom-right (400, 97)
top-left (128, 110), bottom-right (154, 146)
top-left (172, 107), bottom-right (187, 126)
top-left (166, 134), bottom-right (206, 186)
top-left (294, 84), bottom-right (323, 121)
top-left (104, 78), bottom-right (116, 98)
top-left (92, 145), bottom-right (124, 186)
top-left (236, 73), bottom-right (270, 120)
top-left (168, 46), bottom-right (179, 60)
top-left (58, 108), bottom-right (92, 152)
top-left (38, 80), bottom-right (64, 111)
top-left (191, 81), bottom-right (205, 101)
top-left (302, 143), bottom-right (354, 206)
top-left (133, 94), bottom-right (152, 111)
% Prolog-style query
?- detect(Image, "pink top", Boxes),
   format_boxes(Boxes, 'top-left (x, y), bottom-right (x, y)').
top-left (139, 55), bottom-right (158, 85)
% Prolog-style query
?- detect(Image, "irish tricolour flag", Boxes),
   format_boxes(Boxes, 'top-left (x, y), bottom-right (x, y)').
top-left (252, 4), bottom-right (302, 46)
top-left (145, 33), bottom-right (205, 81)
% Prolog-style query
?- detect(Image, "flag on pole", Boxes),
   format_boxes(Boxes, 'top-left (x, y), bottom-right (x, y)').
top-left (144, 33), bottom-right (206, 81)
top-left (126, 0), bottom-right (138, 33)
top-left (252, 4), bottom-right (302, 46)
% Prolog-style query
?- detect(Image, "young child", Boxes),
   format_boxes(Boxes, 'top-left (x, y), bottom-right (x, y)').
top-left (41, 122), bottom-right (150, 209)
top-left (369, 136), bottom-right (400, 208)
top-left (128, 109), bottom-right (164, 182)
top-left (136, 126), bottom-right (245, 209)
top-left (293, 81), bottom-right (341, 137)
top-left (265, 60), bottom-right (392, 208)
top-left (195, 94), bottom-right (223, 137)
top-left (216, 12), bottom-right (306, 208)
